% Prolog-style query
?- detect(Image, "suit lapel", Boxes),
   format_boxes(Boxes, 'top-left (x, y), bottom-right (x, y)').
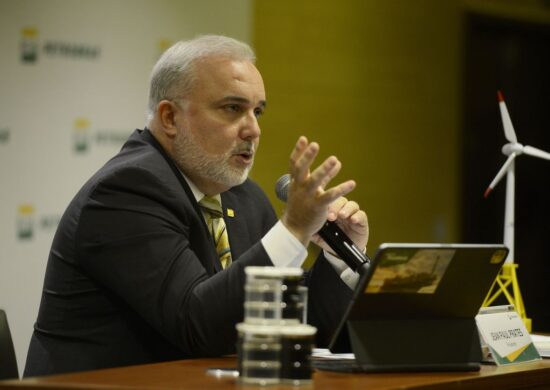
top-left (137, 128), bottom-right (222, 274)
top-left (221, 191), bottom-right (250, 261)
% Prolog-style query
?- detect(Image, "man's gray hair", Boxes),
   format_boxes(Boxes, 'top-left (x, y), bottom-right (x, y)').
top-left (147, 35), bottom-right (256, 122)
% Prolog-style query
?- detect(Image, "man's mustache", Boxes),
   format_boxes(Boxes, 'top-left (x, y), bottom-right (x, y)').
top-left (232, 142), bottom-right (255, 155)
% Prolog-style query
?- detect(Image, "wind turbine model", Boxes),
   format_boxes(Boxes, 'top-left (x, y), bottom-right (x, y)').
top-left (482, 90), bottom-right (550, 331)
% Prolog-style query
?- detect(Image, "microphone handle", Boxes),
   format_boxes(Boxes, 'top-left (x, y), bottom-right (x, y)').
top-left (317, 221), bottom-right (370, 273)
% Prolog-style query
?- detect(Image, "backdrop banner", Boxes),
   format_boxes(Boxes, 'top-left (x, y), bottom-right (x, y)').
top-left (0, 0), bottom-right (251, 375)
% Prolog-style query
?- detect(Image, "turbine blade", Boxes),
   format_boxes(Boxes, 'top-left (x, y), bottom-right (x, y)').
top-left (484, 153), bottom-right (516, 198)
top-left (523, 145), bottom-right (550, 161)
top-left (497, 90), bottom-right (518, 144)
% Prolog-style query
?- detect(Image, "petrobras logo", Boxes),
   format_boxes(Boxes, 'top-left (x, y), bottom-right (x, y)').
top-left (73, 117), bottom-right (91, 153)
top-left (17, 204), bottom-right (35, 239)
top-left (73, 117), bottom-right (131, 154)
top-left (0, 127), bottom-right (10, 144)
top-left (16, 204), bottom-right (61, 241)
top-left (20, 27), bottom-right (39, 64)
top-left (20, 26), bottom-right (101, 64)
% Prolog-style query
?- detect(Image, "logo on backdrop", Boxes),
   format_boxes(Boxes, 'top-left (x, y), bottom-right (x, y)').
top-left (73, 117), bottom-right (91, 153)
top-left (43, 41), bottom-right (100, 60)
top-left (20, 27), bottom-right (39, 64)
top-left (17, 204), bottom-right (35, 239)
top-left (16, 204), bottom-right (61, 241)
top-left (73, 117), bottom-right (131, 154)
top-left (20, 26), bottom-right (101, 64)
top-left (0, 127), bottom-right (10, 144)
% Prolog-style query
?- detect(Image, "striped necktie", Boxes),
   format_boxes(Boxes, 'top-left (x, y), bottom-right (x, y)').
top-left (199, 196), bottom-right (232, 269)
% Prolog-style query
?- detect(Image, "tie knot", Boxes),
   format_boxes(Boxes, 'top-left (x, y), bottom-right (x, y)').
top-left (199, 196), bottom-right (223, 218)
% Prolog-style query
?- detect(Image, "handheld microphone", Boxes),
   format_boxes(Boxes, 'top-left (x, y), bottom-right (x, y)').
top-left (275, 174), bottom-right (370, 273)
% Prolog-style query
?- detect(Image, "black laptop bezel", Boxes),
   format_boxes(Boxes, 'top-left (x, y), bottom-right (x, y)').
top-left (328, 243), bottom-right (508, 357)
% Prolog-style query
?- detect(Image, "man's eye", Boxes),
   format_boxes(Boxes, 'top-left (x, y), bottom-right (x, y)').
top-left (224, 104), bottom-right (241, 113)
top-left (254, 108), bottom-right (264, 118)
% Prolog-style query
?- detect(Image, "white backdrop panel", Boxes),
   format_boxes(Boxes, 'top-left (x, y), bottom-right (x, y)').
top-left (0, 0), bottom-right (251, 375)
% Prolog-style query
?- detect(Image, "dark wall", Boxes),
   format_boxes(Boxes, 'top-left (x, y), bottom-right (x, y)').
top-left (461, 13), bottom-right (550, 331)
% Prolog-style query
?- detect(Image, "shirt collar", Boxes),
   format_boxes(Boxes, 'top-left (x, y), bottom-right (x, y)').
top-left (177, 169), bottom-right (221, 204)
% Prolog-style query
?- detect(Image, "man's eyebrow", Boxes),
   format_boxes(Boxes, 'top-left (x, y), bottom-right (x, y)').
top-left (218, 96), bottom-right (266, 108)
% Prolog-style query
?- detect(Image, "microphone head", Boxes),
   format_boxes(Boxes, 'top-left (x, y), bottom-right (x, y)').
top-left (275, 174), bottom-right (291, 202)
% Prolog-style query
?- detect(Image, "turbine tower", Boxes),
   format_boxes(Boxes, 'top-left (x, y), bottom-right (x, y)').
top-left (482, 90), bottom-right (550, 331)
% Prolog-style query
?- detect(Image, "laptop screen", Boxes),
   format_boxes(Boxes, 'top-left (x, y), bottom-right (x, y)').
top-left (329, 243), bottom-right (508, 352)
top-left (366, 248), bottom-right (455, 294)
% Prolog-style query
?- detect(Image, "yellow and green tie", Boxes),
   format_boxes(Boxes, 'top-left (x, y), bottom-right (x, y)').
top-left (199, 196), bottom-right (232, 269)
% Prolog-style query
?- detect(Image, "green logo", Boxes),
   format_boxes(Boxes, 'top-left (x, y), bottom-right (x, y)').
top-left (20, 27), bottom-right (39, 64)
top-left (72, 118), bottom-right (131, 153)
top-left (73, 117), bottom-right (90, 153)
top-left (17, 204), bottom-right (35, 240)
top-left (16, 205), bottom-right (61, 240)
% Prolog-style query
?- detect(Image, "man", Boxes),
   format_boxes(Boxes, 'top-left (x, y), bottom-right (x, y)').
top-left (24, 35), bottom-right (369, 376)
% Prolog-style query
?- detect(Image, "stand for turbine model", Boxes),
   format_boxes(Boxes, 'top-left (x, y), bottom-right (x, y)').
top-left (482, 91), bottom-right (550, 332)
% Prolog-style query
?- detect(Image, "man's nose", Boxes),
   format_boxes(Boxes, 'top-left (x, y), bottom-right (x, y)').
top-left (240, 111), bottom-right (261, 140)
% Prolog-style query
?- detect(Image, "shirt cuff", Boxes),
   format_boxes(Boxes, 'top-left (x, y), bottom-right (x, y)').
top-left (323, 250), bottom-right (349, 274)
top-left (323, 250), bottom-right (360, 290)
top-left (261, 221), bottom-right (307, 268)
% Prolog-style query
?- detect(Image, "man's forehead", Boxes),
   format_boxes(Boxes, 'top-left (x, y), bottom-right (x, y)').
top-left (195, 56), bottom-right (259, 80)
top-left (191, 56), bottom-right (265, 100)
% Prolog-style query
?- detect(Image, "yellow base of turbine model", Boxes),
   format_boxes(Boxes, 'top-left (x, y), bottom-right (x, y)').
top-left (482, 263), bottom-right (531, 332)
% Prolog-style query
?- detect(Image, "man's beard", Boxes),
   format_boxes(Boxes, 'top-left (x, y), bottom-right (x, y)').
top-left (173, 129), bottom-right (255, 189)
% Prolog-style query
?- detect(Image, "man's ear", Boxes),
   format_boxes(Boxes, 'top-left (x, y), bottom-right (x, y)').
top-left (157, 100), bottom-right (180, 138)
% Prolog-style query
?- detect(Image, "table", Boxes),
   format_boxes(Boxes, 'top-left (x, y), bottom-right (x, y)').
top-left (1, 357), bottom-right (550, 389)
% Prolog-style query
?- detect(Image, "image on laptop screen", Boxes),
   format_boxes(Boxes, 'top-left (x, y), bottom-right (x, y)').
top-left (327, 243), bottom-right (508, 371)
top-left (366, 249), bottom-right (455, 294)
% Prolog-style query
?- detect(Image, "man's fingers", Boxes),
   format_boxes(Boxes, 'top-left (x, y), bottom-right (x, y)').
top-left (319, 180), bottom-right (356, 205)
top-left (350, 209), bottom-right (368, 227)
top-left (287, 135), bottom-right (357, 217)
top-left (335, 200), bottom-right (360, 220)
top-left (289, 136), bottom-right (308, 174)
top-left (326, 197), bottom-right (348, 221)
top-left (284, 136), bottom-right (368, 249)
top-left (290, 136), bottom-right (308, 159)
top-left (309, 156), bottom-right (341, 191)
top-left (293, 142), bottom-right (319, 181)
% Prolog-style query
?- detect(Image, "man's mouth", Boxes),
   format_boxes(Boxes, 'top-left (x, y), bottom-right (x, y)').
top-left (233, 145), bottom-right (255, 164)
top-left (234, 150), bottom-right (253, 164)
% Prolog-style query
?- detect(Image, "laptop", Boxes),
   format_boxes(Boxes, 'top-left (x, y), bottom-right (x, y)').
top-left (316, 243), bottom-right (508, 372)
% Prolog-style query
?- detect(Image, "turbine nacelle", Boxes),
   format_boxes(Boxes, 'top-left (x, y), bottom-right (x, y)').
top-left (502, 142), bottom-right (550, 160)
top-left (502, 142), bottom-right (524, 156)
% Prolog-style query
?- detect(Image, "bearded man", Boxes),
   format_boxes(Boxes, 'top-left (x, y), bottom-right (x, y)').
top-left (24, 35), bottom-right (369, 376)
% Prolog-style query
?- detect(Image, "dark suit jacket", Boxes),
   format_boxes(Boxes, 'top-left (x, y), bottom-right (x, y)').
top-left (24, 129), bottom-right (353, 376)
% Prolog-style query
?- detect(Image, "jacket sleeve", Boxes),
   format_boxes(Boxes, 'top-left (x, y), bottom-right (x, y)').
top-left (75, 165), bottom-right (276, 357)
top-left (305, 252), bottom-right (354, 347)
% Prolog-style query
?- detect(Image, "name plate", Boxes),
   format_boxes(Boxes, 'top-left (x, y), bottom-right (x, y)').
top-left (476, 305), bottom-right (540, 365)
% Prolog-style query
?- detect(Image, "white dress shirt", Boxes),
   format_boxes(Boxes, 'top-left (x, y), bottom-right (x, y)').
top-left (180, 173), bottom-right (359, 289)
